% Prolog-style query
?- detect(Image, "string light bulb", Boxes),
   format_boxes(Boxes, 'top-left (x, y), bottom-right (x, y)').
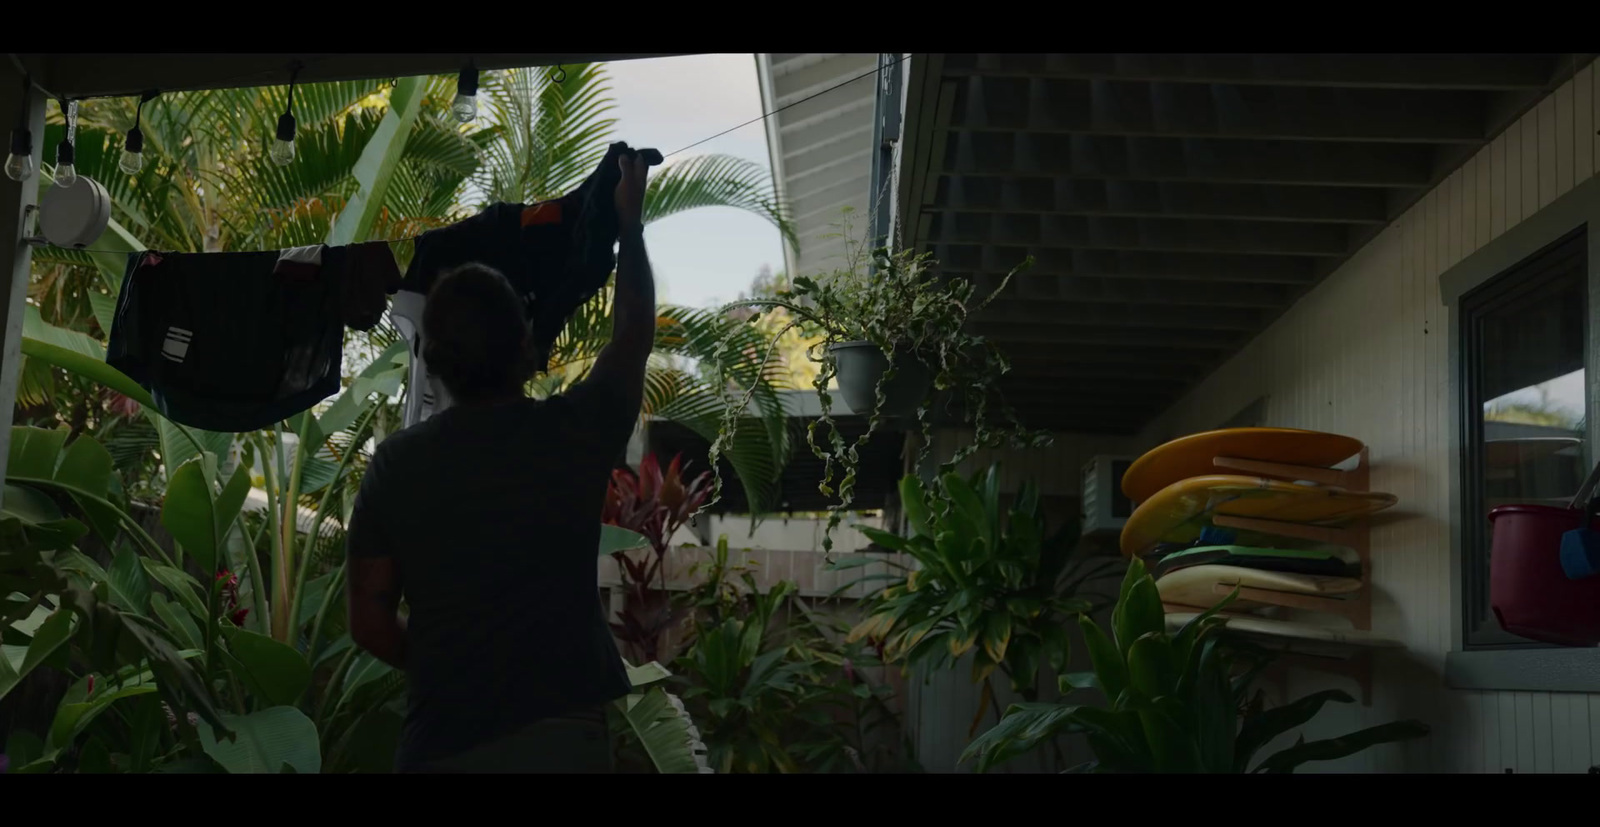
top-left (5, 74), bottom-right (33, 182)
top-left (4, 128), bottom-right (31, 182)
top-left (54, 138), bottom-right (76, 187)
top-left (270, 63), bottom-right (301, 166)
top-left (54, 99), bottom-right (78, 188)
top-left (118, 127), bottom-right (143, 174)
top-left (452, 62), bottom-right (478, 123)
top-left (270, 112), bottom-right (296, 166)
top-left (119, 90), bottom-right (159, 175)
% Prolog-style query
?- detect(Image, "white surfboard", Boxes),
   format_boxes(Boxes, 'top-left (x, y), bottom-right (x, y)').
top-left (1164, 611), bottom-right (1402, 650)
top-left (1157, 564), bottom-right (1362, 610)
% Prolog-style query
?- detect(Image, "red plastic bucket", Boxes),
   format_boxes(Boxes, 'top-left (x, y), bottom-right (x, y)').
top-left (1488, 504), bottom-right (1600, 646)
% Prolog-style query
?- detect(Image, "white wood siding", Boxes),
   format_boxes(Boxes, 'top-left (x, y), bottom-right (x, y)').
top-left (1130, 65), bottom-right (1600, 773)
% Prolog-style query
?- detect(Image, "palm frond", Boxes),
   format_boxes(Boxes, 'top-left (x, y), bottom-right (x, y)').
top-left (105, 416), bottom-right (163, 472)
top-left (475, 65), bottom-right (617, 204)
top-left (16, 356), bottom-right (55, 409)
top-left (643, 155), bottom-right (797, 248)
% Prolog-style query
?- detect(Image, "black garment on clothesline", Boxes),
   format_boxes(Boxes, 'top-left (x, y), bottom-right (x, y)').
top-left (107, 249), bottom-right (348, 432)
top-left (400, 141), bottom-right (662, 372)
top-left (105, 242), bottom-right (402, 432)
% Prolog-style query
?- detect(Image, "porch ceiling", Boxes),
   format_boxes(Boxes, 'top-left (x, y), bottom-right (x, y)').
top-left (900, 53), bottom-right (1596, 435)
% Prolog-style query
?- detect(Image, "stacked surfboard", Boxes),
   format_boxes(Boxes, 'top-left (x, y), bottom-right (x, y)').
top-left (1118, 428), bottom-right (1400, 656)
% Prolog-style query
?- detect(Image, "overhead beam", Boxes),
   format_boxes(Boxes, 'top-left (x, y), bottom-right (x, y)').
top-left (930, 212), bottom-right (1352, 256)
top-left (22, 53), bottom-right (683, 99)
top-left (1007, 396), bottom-right (1170, 417)
top-left (935, 246), bottom-right (1321, 284)
top-left (1003, 375), bottom-right (1192, 393)
top-left (972, 276), bottom-right (1291, 308)
top-left (942, 54), bottom-right (1565, 91)
top-left (1003, 392), bottom-right (1176, 410)
top-left (971, 300), bottom-right (1263, 330)
top-left (949, 77), bottom-right (1487, 144)
top-left (1004, 390), bottom-right (1181, 407)
top-left (1383, 64), bottom-right (1594, 223)
top-left (947, 133), bottom-right (1436, 188)
top-left (1012, 413), bottom-right (1146, 436)
top-left (1003, 360), bottom-right (1204, 379)
top-left (999, 348), bottom-right (1218, 369)
top-left (931, 177), bottom-right (1390, 225)
top-left (970, 322), bottom-right (1247, 349)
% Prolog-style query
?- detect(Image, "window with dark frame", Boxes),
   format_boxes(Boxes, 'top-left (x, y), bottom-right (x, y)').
top-left (1459, 226), bottom-right (1588, 649)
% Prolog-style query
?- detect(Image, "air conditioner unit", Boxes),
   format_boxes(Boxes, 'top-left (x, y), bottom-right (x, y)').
top-left (1082, 455), bottom-right (1137, 536)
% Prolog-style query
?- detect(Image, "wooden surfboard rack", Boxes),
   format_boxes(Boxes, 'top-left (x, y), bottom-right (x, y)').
top-left (1205, 447), bottom-right (1378, 705)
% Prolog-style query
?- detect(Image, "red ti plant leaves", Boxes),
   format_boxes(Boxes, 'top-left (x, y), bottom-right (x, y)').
top-left (601, 453), bottom-right (713, 662)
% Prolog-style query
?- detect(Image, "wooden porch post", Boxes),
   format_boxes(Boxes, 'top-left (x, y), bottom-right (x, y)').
top-left (0, 67), bottom-right (46, 509)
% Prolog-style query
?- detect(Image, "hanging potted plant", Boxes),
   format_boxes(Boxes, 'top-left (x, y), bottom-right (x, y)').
top-left (706, 230), bottom-right (1050, 554)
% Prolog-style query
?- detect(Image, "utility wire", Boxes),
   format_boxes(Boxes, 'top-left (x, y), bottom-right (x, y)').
top-left (664, 53), bottom-right (912, 158)
top-left (29, 54), bottom-right (914, 255)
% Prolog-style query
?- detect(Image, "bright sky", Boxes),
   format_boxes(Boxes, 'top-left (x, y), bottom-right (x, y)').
top-left (1487, 368), bottom-right (1587, 421)
top-left (605, 54), bottom-right (785, 309)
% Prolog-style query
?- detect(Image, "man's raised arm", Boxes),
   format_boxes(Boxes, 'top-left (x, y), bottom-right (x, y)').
top-left (580, 154), bottom-right (654, 410)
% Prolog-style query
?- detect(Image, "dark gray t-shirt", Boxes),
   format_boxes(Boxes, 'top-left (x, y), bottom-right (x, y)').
top-left (346, 379), bottom-right (636, 771)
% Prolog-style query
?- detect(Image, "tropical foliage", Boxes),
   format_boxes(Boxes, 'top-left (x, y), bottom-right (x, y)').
top-left (961, 556), bottom-right (1429, 773)
top-left (843, 465), bottom-right (1118, 751)
top-left (665, 537), bottom-right (910, 773)
top-left (716, 225), bottom-right (1049, 552)
top-left (24, 61), bottom-right (797, 514)
top-left (602, 452), bottom-right (713, 663)
top-left (7, 59), bottom-right (797, 773)
top-left (3, 424), bottom-right (706, 774)
top-left (724, 266), bottom-right (825, 392)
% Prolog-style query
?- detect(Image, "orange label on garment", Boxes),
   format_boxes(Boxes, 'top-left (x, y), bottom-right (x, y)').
top-left (521, 201), bottom-right (564, 226)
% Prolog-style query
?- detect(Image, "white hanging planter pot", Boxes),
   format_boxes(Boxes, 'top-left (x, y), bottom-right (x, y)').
top-left (828, 341), bottom-right (931, 418)
top-left (39, 175), bottom-right (111, 249)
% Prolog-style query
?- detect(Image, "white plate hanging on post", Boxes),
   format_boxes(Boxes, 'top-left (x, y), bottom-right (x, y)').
top-left (39, 175), bottom-right (111, 249)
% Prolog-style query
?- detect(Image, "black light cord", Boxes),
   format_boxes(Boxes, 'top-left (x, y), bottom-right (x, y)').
top-left (55, 98), bottom-right (73, 166)
top-left (9, 73), bottom-right (32, 159)
top-left (13, 71), bottom-right (28, 130)
top-left (123, 89), bottom-right (158, 156)
top-left (276, 63), bottom-right (302, 143)
top-left (286, 62), bottom-right (301, 114)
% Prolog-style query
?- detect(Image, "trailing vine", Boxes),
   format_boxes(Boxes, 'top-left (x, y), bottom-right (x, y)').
top-left (707, 230), bottom-right (1052, 557)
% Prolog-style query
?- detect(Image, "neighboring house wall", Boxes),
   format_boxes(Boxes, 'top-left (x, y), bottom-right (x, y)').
top-left (1132, 66), bottom-right (1600, 773)
top-left (756, 54), bottom-right (879, 277)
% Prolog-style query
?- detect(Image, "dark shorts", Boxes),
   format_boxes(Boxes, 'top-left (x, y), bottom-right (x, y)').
top-left (409, 707), bottom-right (613, 774)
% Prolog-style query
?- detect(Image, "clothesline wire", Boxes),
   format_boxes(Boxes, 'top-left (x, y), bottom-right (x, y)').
top-left (29, 53), bottom-right (914, 256)
top-left (662, 53), bottom-right (911, 158)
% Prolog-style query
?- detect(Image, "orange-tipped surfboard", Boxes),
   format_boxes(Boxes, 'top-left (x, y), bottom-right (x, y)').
top-left (1119, 475), bottom-right (1397, 558)
top-left (1121, 428), bottom-right (1364, 505)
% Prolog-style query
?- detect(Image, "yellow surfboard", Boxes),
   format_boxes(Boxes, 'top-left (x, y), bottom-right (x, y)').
top-left (1121, 428), bottom-right (1364, 505)
top-left (1157, 564), bottom-right (1362, 611)
top-left (1120, 475), bottom-right (1397, 558)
